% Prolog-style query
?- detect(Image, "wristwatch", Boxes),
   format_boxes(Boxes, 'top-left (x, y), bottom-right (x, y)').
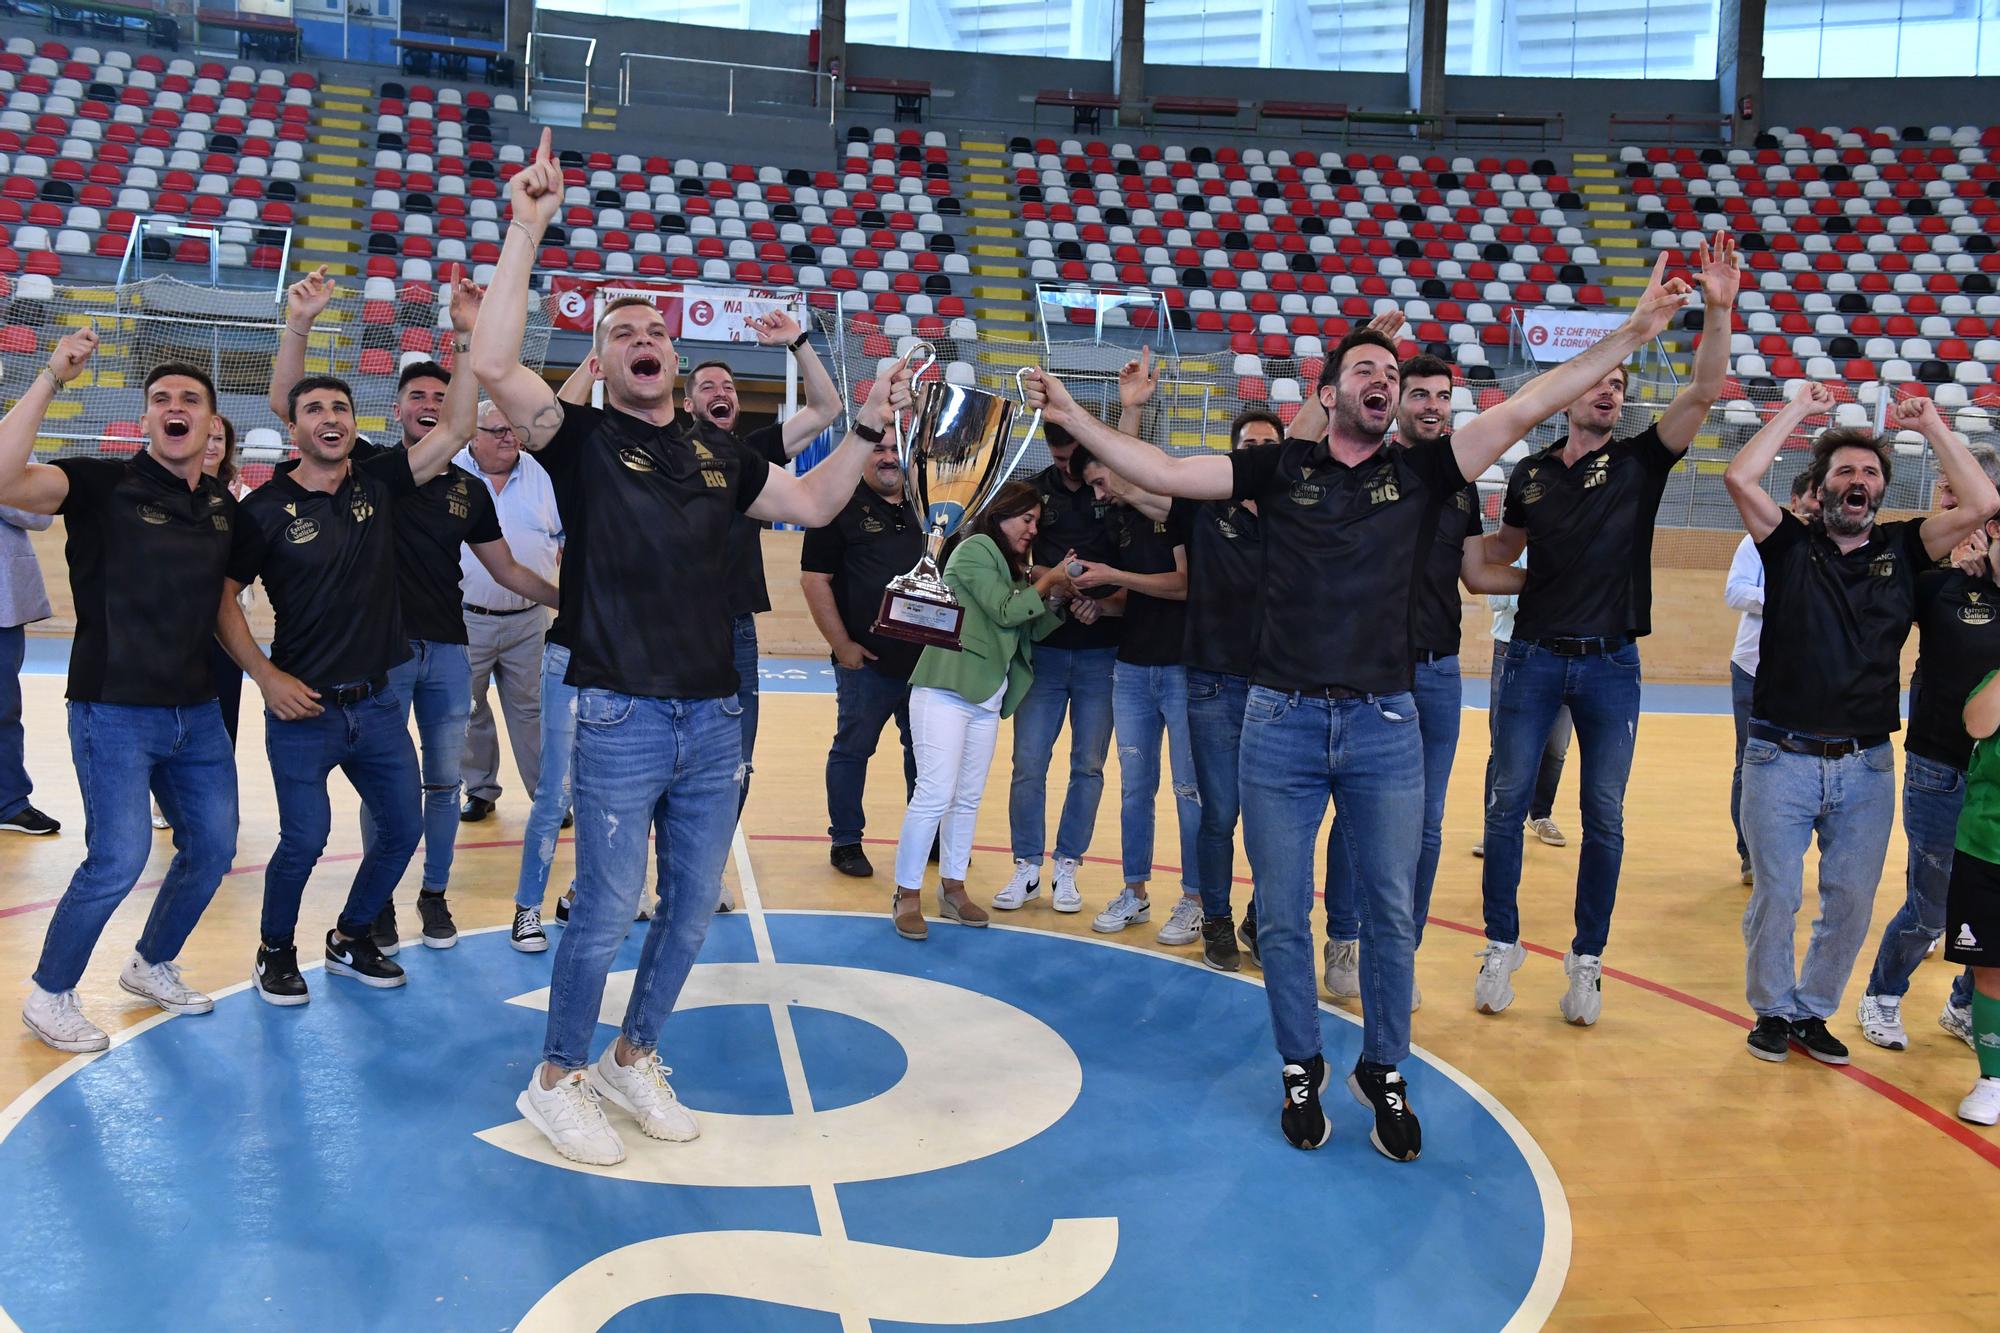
top-left (789, 332), bottom-right (810, 352)
top-left (854, 421), bottom-right (886, 444)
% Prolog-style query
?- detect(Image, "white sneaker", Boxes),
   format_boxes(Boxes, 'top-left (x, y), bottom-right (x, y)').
top-left (1156, 894), bottom-right (1203, 945)
top-left (22, 986), bottom-right (109, 1053)
top-left (1473, 939), bottom-right (1526, 1015)
top-left (1559, 951), bottom-right (1603, 1026)
top-left (1960, 1077), bottom-right (2000, 1126)
top-left (1410, 978), bottom-right (1423, 1013)
top-left (1855, 993), bottom-right (1907, 1051)
top-left (1530, 816), bottom-right (1567, 847)
top-left (518, 1068), bottom-right (627, 1166)
top-left (118, 954), bottom-right (213, 1015)
top-left (1092, 889), bottom-right (1150, 933)
top-left (1051, 856), bottom-right (1083, 913)
top-left (991, 859), bottom-right (1042, 910)
top-left (1323, 937), bottom-right (1361, 998)
top-left (589, 1045), bottom-right (701, 1143)
top-left (149, 803), bottom-right (169, 831)
top-left (1942, 999), bottom-right (1976, 1050)
top-left (715, 878), bottom-right (736, 914)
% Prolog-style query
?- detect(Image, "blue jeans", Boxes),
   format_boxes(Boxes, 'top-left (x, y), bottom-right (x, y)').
top-left (1481, 639), bottom-right (1641, 957)
top-left (732, 613), bottom-right (759, 816)
top-left (261, 690), bottom-right (423, 944)
top-left (825, 663), bottom-right (914, 846)
top-left (1008, 644), bottom-right (1116, 864)
top-left (32, 702), bottom-right (238, 993)
top-left (359, 638), bottom-right (470, 893)
top-left (1186, 669), bottom-right (1250, 919)
top-left (542, 690), bottom-right (742, 1070)
top-left (1240, 686), bottom-right (1422, 1069)
top-left (0, 624), bottom-right (29, 820)
top-left (1864, 752), bottom-right (1977, 1007)
top-left (1730, 662), bottom-right (1755, 865)
top-left (1112, 661), bottom-right (1199, 890)
top-left (1479, 649), bottom-right (1569, 825)
top-left (1324, 654), bottom-right (1461, 946)
top-left (1740, 728), bottom-right (1897, 1020)
top-left (515, 641), bottom-right (577, 909)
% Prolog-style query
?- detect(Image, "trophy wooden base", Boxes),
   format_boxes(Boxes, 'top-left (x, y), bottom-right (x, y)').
top-left (872, 587), bottom-right (965, 651)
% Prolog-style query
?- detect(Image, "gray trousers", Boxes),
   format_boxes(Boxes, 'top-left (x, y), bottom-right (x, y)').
top-left (462, 605), bottom-right (550, 804)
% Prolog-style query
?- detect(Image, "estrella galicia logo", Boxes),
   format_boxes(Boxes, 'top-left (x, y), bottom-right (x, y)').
top-left (0, 914), bottom-right (1565, 1330)
top-left (284, 516), bottom-right (319, 544)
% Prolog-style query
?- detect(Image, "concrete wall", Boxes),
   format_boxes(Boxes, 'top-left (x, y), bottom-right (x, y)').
top-left (1762, 76), bottom-right (1995, 131)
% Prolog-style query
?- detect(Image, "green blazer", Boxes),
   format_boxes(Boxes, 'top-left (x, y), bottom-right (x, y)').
top-left (908, 533), bottom-right (1062, 719)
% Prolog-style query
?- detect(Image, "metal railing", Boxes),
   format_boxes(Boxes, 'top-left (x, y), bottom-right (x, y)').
top-left (525, 30), bottom-right (596, 120)
top-left (617, 52), bottom-right (836, 128)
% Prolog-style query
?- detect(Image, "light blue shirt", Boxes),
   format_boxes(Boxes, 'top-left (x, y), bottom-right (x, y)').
top-left (454, 446), bottom-right (562, 612)
top-left (0, 503), bottom-right (52, 631)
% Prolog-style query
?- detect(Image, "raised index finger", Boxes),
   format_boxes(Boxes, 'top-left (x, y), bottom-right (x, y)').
top-left (535, 126), bottom-right (552, 164)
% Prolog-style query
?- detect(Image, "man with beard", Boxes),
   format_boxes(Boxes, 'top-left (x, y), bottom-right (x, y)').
top-left (219, 278), bottom-right (490, 1006)
top-left (6, 333), bottom-right (240, 1050)
top-left (272, 267), bottom-right (558, 952)
top-left (1474, 237), bottom-right (1741, 1029)
top-left (1854, 444), bottom-right (2000, 1051)
top-left (1022, 257), bottom-right (1690, 1161)
top-left (473, 129), bottom-right (914, 1167)
top-left (800, 429), bottom-right (925, 877)
top-left (1726, 388), bottom-right (1997, 1064)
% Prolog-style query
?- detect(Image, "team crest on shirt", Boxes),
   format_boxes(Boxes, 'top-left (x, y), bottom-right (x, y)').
top-left (350, 494), bottom-right (375, 524)
top-left (1962, 590), bottom-right (1996, 626)
top-left (1582, 455), bottom-right (1610, 490)
top-left (285, 517), bottom-right (320, 545)
top-left (136, 503), bottom-right (170, 526)
top-left (619, 446), bottom-right (658, 474)
top-left (1366, 462), bottom-right (1400, 506)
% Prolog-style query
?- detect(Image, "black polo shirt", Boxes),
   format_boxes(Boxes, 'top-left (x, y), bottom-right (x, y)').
top-left (1230, 435), bottom-right (1465, 695)
top-left (1908, 563), bottom-right (2000, 771)
top-left (799, 480), bottom-right (926, 681)
top-left (1504, 423), bottom-right (1679, 642)
top-left (1752, 513), bottom-right (1928, 738)
top-left (394, 461), bottom-right (503, 643)
top-left (228, 450), bottom-right (418, 688)
top-left (723, 422), bottom-right (787, 618)
top-left (1113, 505), bottom-right (1185, 667)
top-left (1029, 461), bottom-right (1122, 651)
top-left (54, 452), bottom-right (235, 706)
top-left (1172, 497), bottom-right (1262, 679)
top-left (1414, 481), bottom-right (1484, 658)
top-left (537, 401), bottom-right (768, 699)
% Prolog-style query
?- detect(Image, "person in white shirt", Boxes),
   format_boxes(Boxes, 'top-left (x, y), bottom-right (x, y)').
top-left (1725, 469), bottom-right (1819, 886)
top-left (1474, 552), bottom-right (1571, 857)
top-left (457, 401), bottom-right (563, 823)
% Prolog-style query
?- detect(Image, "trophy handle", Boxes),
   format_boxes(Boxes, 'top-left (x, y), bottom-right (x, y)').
top-left (891, 341), bottom-right (940, 530)
top-left (995, 364), bottom-right (1044, 487)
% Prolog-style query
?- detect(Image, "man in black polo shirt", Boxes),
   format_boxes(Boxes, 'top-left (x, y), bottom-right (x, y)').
top-left (3, 334), bottom-right (239, 1052)
top-left (1022, 261), bottom-right (1688, 1161)
top-left (1856, 444), bottom-right (2000, 1051)
top-left (271, 269), bottom-right (559, 953)
top-left (1726, 388), bottom-right (1998, 1064)
top-left (1474, 237), bottom-right (1741, 1029)
top-left (800, 432), bottom-right (925, 877)
top-left (683, 320), bottom-right (843, 882)
top-left (995, 418), bottom-right (1123, 916)
top-left (473, 128), bottom-right (913, 1168)
top-left (217, 348), bottom-right (479, 1006)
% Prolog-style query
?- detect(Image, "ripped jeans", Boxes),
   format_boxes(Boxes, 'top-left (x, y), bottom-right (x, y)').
top-left (1111, 660), bottom-right (1200, 891)
top-left (514, 641), bottom-right (577, 910)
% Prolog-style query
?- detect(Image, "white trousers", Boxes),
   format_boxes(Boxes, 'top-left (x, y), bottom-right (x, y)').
top-left (894, 685), bottom-right (1000, 890)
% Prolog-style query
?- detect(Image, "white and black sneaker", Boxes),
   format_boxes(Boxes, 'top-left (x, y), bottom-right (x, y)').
top-left (416, 890), bottom-right (457, 949)
top-left (253, 941), bottom-right (310, 1007)
top-left (511, 906), bottom-right (549, 953)
top-left (1238, 911), bottom-right (1261, 967)
top-left (554, 891), bottom-right (571, 928)
top-left (1280, 1054), bottom-right (1331, 1149)
top-left (324, 929), bottom-right (406, 989)
top-left (1348, 1065), bottom-right (1423, 1162)
top-left (370, 902), bottom-right (400, 958)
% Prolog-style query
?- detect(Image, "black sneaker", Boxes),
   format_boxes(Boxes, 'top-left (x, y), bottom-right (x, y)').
top-left (252, 941), bottom-right (309, 1007)
top-left (370, 902), bottom-right (400, 958)
top-left (1348, 1064), bottom-right (1423, 1162)
top-left (831, 843), bottom-right (874, 877)
top-left (1238, 912), bottom-right (1261, 968)
top-left (324, 929), bottom-right (406, 989)
top-left (1201, 916), bottom-right (1241, 972)
top-left (1789, 1016), bottom-right (1849, 1065)
top-left (459, 794), bottom-right (495, 823)
top-left (1747, 1015), bottom-right (1792, 1062)
top-left (416, 890), bottom-right (458, 950)
top-left (0, 805), bottom-right (60, 835)
top-left (554, 892), bottom-right (570, 927)
top-left (511, 906), bottom-right (548, 953)
top-left (1280, 1054), bottom-right (1331, 1149)
top-left (560, 810), bottom-right (573, 830)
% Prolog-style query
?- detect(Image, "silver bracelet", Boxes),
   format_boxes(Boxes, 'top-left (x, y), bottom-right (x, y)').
top-left (509, 220), bottom-right (539, 244)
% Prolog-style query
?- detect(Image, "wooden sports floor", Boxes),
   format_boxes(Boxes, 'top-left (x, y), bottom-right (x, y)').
top-left (2, 672), bottom-right (1996, 1332)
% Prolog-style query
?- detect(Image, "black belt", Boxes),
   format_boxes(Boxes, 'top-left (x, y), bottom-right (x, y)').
top-left (1415, 650), bottom-right (1455, 665)
top-left (1521, 635), bottom-right (1634, 657)
top-left (463, 603), bottom-right (537, 617)
top-left (1300, 684), bottom-right (1368, 700)
top-left (317, 675), bottom-right (388, 707)
top-left (1748, 722), bottom-right (1888, 758)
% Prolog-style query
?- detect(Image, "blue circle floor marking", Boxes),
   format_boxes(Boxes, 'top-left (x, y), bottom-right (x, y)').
top-left (0, 913), bottom-right (1568, 1331)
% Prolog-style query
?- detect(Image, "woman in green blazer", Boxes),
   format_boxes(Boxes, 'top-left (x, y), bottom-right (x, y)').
top-left (891, 481), bottom-right (1085, 940)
